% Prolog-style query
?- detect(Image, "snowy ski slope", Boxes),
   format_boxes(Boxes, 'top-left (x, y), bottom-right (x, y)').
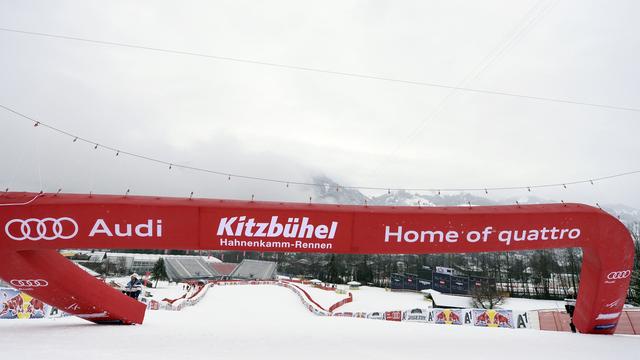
top-left (0, 284), bottom-right (638, 359)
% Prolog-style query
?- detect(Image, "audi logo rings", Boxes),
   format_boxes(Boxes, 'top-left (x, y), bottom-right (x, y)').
top-left (10, 279), bottom-right (49, 287)
top-left (607, 270), bottom-right (631, 280)
top-left (4, 217), bottom-right (78, 241)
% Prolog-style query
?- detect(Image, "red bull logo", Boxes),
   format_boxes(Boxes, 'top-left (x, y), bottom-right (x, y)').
top-left (433, 309), bottom-right (463, 325)
top-left (0, 290), bottom-right (47, 319)
top-left (473, 309), bottom-right (513, 328)
top-left (0, 293), bottom-right (23, 318)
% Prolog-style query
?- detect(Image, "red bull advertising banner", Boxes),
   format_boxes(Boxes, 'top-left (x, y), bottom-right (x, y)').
top-left (0, 287), bottom-right (49, 319)
top-left (433, 308), bottom-right (463, 325)
top-left (0, 191), bottom-right (634, 334)
top-left (472, 309), bottom-right (514, 328)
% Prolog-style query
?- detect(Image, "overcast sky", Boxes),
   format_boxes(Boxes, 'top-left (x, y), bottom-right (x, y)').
top-left (0, 0), bottom-right (638, 207)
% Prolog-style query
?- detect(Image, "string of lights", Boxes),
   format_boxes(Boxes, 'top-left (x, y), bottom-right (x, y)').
top-left (2, 103), bottom-right (639, 195)
top-left (1, 26), bottom-right (639, 113)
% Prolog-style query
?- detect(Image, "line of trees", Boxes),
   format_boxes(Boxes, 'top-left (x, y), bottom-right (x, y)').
top-left (234, 227), bottom-right (640, 303)
top-left (97, 224), bottom-right (640, 303)
top-left (266, 250), bottom-right (585, 299)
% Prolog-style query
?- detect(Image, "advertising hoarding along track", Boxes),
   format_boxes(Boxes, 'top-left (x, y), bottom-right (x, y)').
top-left (0, 191), bottom-right (634, 334)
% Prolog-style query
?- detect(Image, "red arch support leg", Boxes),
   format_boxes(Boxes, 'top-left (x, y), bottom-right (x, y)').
top-left (0, 249), bottom-right (145, 324)
top-left (0, 192), bottom-right (634, 333)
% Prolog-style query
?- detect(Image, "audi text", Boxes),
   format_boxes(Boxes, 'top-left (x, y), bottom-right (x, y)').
top-left (89, 219), bottom-right (163, 237)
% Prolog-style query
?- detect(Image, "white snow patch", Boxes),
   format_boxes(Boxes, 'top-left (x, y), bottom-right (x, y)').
top-left (0, 285), bottom-right (638, 359)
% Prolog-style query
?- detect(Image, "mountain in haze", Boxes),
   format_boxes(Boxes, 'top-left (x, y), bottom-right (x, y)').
top-left (311, 176), bottom-right (640, 226)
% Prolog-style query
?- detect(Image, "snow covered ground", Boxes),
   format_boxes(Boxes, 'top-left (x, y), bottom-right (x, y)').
top-left (108, 277), bottom-right (187, 301)
top-left (1, 284), bottom-right (638, 359)
top-left (144, 280), bottom-right (190, 301)
top-left (502, 296), bottom-right (565, 311)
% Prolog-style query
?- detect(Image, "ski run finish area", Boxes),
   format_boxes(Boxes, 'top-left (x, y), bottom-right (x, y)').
top-left (1, 285), bottom-right (638, 360)
top-left (0, 193), bottom-right (634, 333)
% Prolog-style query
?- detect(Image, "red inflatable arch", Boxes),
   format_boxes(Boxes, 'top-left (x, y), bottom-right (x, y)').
top-left (0, 192), bottom-right (634, 334)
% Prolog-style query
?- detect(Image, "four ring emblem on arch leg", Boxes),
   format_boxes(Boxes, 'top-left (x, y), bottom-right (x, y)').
top-left (9, 279), bottom-right (49, 287)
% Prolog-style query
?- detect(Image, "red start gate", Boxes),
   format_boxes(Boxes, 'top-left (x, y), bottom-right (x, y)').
top-left (0, 191), bottom-right (634, 334)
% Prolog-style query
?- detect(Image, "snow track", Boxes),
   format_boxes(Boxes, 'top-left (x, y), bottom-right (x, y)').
top-left (1, 285), bottom-right (639, 359)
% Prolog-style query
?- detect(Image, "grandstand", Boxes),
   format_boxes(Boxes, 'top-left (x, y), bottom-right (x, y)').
top-left (164, 257), bottom-right (221, 282)
top-left (211, 262), bottom-right (238, 277)
top-left (66, 250), bottom-right (222, 276)
top-left (228, 259), bottom-right (277, 280)
top-left (60, 250), bottom-right (276, 282)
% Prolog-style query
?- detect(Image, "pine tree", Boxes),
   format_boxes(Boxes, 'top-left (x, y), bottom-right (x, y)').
top-left (356, 255), bottom-right (374, 284)
top-left (151, 258), bottom-right (168, 287)
top-left (327, 254), bottom-right (342, 284)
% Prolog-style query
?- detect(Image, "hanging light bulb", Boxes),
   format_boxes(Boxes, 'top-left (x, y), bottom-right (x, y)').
top-left (169, 164), bottom-right (172, 169)
top-left (94, 144), bottom-right (98, 150)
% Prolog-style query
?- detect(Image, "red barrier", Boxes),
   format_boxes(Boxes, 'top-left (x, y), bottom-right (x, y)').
top-left (328, 292), bottom-right (353, 312)
top-left (0, 192), bottom-right (634, 334)
top-left (162, 295), bottom-right (186, 304)
top-left (286, 282), bottom-right (328, 311)
top-left (162, 283), bottom-right (206, 305)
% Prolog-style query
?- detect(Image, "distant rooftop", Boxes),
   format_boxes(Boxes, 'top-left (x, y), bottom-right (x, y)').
top-left (66, 250), bottom-right (221, 263)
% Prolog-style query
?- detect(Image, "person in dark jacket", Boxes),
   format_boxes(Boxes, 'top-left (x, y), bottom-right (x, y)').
top-left (124, 273), bottom-right (143, 300)
top-left (565, 298), bottom-right (577, 333)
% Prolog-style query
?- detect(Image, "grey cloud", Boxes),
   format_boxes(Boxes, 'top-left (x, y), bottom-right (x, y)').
top-left (0, 0), bottom-right (638, 206)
